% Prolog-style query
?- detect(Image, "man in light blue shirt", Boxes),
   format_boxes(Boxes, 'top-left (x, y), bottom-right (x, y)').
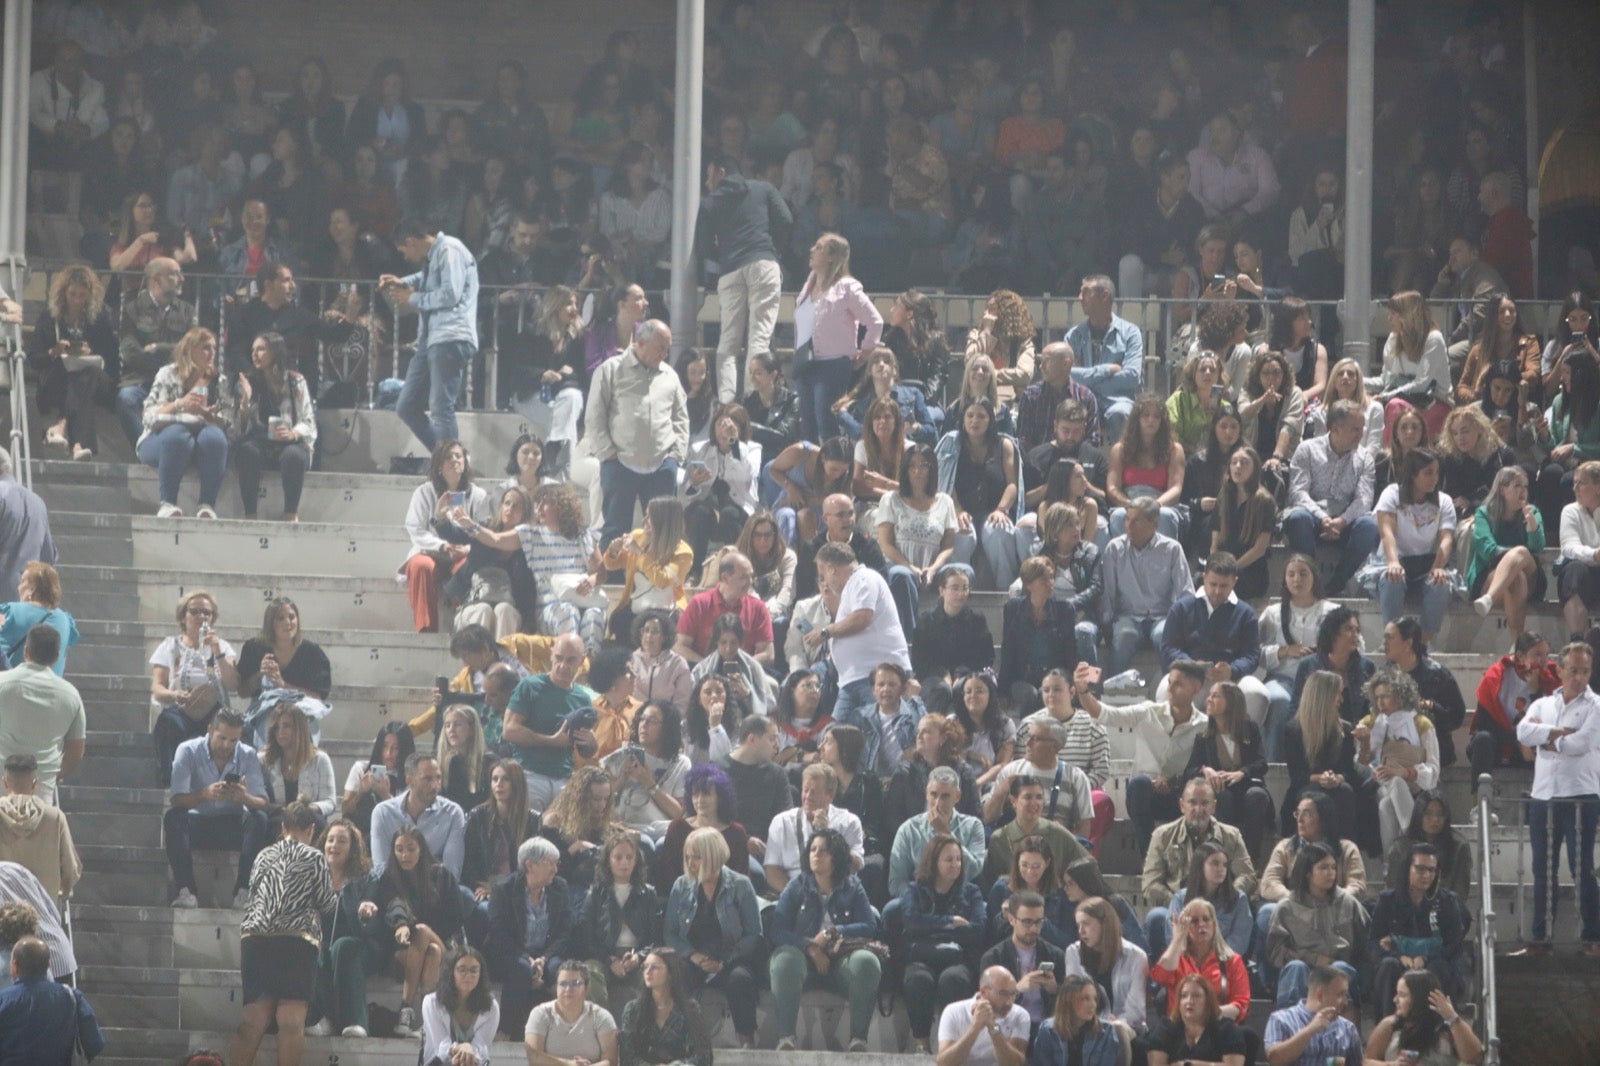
top-left (369, 753), bottom-right (466, 879)
top-left (1101, 498), bottom-right (1192, 676)
top-left (1064, 275), bottom-right (1144, 442)
top-left (381, 219), bottom-right (480, 453)
top-left (163, 709), bottom-right (270, 909)
top-left (1263, 964), bottom-right (1364, 1066)
top-left (888, 767), bottom-right (986, 896)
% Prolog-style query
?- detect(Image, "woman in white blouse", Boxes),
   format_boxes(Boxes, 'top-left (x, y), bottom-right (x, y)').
top-left (139, 326), bottom-right (237, 519)
top-left (261, 704), bottom-right (337, 825)
top-left (1258, 553), bottom-right (1361, 763)
top-left (682, 404), bottom-right (762, 576)
top-left (794, 233), bottom-right (883, 442)
top-left (1314, 357), bottom-right (1384, 452)
top-left (151, 589), bottom-right (241, 786)
top-left (422, 946), bottom-right (499, 1066)
top-left (1362, 447), bottom-right (1458, 644)
top-left (398, 439), bottom-right (493, 633)
top-left (1374, 290), bottom-right (1451, 443)
top-left (876, 441), bottom-right (958, 637)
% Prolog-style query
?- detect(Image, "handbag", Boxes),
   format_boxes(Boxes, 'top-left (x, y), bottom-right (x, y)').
top-left (179, 681), bottom-right (224, 724)
top-left (824, 930), bottom-right (891, 963)
top-left (790, 337), bottom-right (815, 376)
top-left (468, 566), bottom-right (513, 605)
top-left (551, 572), bottom-right (608, 610)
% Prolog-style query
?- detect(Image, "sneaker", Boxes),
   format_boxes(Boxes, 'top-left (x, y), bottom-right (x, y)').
top-left (171, 888), bottom-right (198, 908)
top-left (156, 502), bottom-right (183, 519)
top-left (232, 886), bottom-right (250, 909)
top-left (395, 1006), bottom-right (418, 1037)
top-left (340, 1025), bottom-right (367, 1038)
top-left (72, 444), bottom-right (93, 461)
top-left (849, 1038), bottom-right (870, 1052)
top-left (196, 504), bottom-right (219, 520)
top-left (304, 1018), bottom-right (333, 1037)
top-left (776, 1037), bottom-right (796, 1051)
top-left (911, 1038), bottom-right (931, 1054)
top-left (1474, 594), bottom-right (1493, 617)
top-left (44, 428), bottom-right (68, 450)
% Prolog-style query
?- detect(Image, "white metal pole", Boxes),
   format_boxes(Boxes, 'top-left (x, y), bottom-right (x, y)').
top-left (668, 0), bottom-right (705, 361)
top-left (1341, 0), bottom-right (1375, 369)
top-left (1523, 1), bottom-right (1540, 296)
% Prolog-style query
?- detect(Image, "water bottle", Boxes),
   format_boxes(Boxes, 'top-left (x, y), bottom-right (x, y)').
top-left (1103, 668), bottom-right (1144, 691)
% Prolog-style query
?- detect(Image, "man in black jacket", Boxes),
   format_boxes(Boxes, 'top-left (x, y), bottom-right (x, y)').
top-left (697, 153), bottom-right (791, 403)
top-left (978, 890), bottom-right (1064, 1039)
top-left (794, 493), bottom-right (890, 600)
top-left (223, 261), bottom-right (352, 399)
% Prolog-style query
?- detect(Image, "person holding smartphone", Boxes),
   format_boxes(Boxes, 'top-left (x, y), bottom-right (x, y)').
top-left (164, 708), bottom-right (271, 910)
top-left (138, 326), bottom-right (238, 520)
top-left (978, 890), bottom-right (1062, 1040)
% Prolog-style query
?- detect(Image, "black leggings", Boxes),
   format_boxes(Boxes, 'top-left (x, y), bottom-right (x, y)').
top-left (235, 437), bottom-right (312, 516)
top-left (687, 957), bottom-right (760, 1038)
top-left (903, 960), bottom-right (974, 1037)
top-left (685, 498), bottom-right (748, 579)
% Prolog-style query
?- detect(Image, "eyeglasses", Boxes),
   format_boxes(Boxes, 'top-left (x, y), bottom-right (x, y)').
top-left (556, 980), bottom-right (587, 990)
top-left (1013, 917), bottom-right (1044, 927)
top-left (1294, 808), bottom-right (1319, 820)
top-left (187, 606), bottom-right (215, 617)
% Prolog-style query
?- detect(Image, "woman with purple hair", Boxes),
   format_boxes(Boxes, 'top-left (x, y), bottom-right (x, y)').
top-left (651, 762), bottom-right (750, 893)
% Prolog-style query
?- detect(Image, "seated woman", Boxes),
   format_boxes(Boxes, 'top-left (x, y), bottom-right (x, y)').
top-left (937, 399), bottom-right (1024, 591)
top-left (1165, 843), bottom-right (1252, 960)
top-left (688, 615), bottom-right (776, 719)
top-left (836, 346), bottom-right (937, 445)
top-left (234, 331), bottom-right (316, 522)
top-left (1013, 502), bottom-right (1102, 667)
top-left (987, 834), bottom-right (1071, 947)
top-left (998, 558), bottom-right (1080, 711)
top-left (399, 439), bottom-right (492, 633)
top-left (1291, 606), bottom-right (1377, 728)
top-left (852, 399), bottom-right (911, 520)
top-left (1146, 972), bottom-right (1248, 1066)
top-left (899, 834), bottom-right (986, 1054)
top-left (437, 705), bottom-right (495, 812)
top-left (359, 827), bottom-right (464, 1038)
top-left (421, 947), bottom-right (499, 1066)
top-left (1456, 292), bottom-right (1541, 407)
top-left (1467, 465), bottom-right (1547, 642)
top-left (741, 352), bottom-right (802, 455)
top-left (1063, 894), bottom-right (1149, 1037)
top-left (461, 759), bottom-right (537, 931)
top-left (1062, 856), bottom-right (1148, 954)
top-left (877, 442), bottom-right (959, 636)
top-left (1385, 790), bottom-right (1473, 902)
top-left (1363, 969), bottom-right (1484, 1066)
top-left (1263, 295), bottom-right (1329, 404)
top-left (1236, 351), bottom-right (1304, 497)
top-left (309, 818), bottom-right (375, 1038)
top-left (763, 436), bottom-right (855, 545)
top-left (1151, 899), bottom-right (1251, 1033)
top-left (340, 724), bottom-right (415, 843)
top-left (952, 671), bottom-right (1016, 790)
top-left (1179, 401), bottom-right (1242, 557)
top-left (1355, 668), bottom-right (1441, 855)
top-left (260, 704), bottom-right (337, 825)
top-left (576, 831), bottom-right (664, 1010)
top-left (1281, 671), bottom-right (1368, 842)
top-left (602, 496), bottom-right (692, 639)
top-left (501, 434), bottom-right (556, 499)
top-left (1185, 683), bottom-right (1273, 864)
top-left (769, 827), bottom-right (883, 1052)
top-left (541, 766), bottom-right (624, 887)
top-left (1440, 406), bottom-right (1513, 551)
top-left (602, 701), bottom-right (690, 838)
top-left (945, 354), bottom-right (1017, 439)
top-left (485, 836), bottom-right (575, 1036)
top-left (1108, 394), bottom-right (1186, 541)
top-left (1374, 290), bottom-right (1452, 442)
top-left (237, 596), bottom-right (333, 743)
top-left (883, 289), bottom-right (954, 401)
top-left (0, 562), bottom-right (79, 677)
top-left (1211, 447), bottom-right (1276, 601)
top-left (654, 764), bottom-right (749, 893)
top-left (818, 725), bottom-right (885, 872)
top-left (1258, 554), bottom-right (1345, 761)
top-left (26, 262), bottom-right (117, 461)
top-left (630, 609), bottom-right (692, 712)
top-left (770, 672), bottom-right (831, 767)
top-left (678, 350), bottom-right (717, 445)
top-left (619, 949), bottom-right (712, 1066)
top-left (683, 674), bottom-right (744, 765)
top-left (664, 826), bottom-right (763, 1049)
top-left (150, 590), bottom-right (241, 785)
top-left (1257, 789), bottom-right (1368, 988)
top-left (1312, 357), bottom-right (1386, 452)
top-left (964, 290), bottom-right (1036, 407)
top-left (1264, 841), bottom-right (1369, 1009)
top-left (525, 961), bottom-right (619, 1066)
top-left (1033, 974), bottom-right (1128, 1066)
top-left (1382, 616), bottom-right (1468, 768)
top-left (682, 406), bottom-right (762, 583)
top-left (139, 326), bottom-right (237, 520)
top-left (911, 566), bottom-right (995, 701)
top-left (445, 485), bottom-right (537, 639)
top-left (1166, 351), bottom-right (1227, 455)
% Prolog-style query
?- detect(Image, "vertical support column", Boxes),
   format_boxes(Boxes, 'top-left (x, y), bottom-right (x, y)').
top-left (1340, 0), bottom-right (1375, 369)
top-left (1, 0), bottom-right (33, 486)
top-left (668, 0), bottom-right (705, 360)
top-left (1523, 1), bottom-right (1540, 296)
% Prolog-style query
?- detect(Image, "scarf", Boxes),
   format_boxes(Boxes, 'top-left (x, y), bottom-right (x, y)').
top-left (1370, 708), bottom-right (1422, 750)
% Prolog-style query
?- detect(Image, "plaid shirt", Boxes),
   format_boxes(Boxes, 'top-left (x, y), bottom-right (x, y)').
top-left (1016, 375), bottom-right (1100, 452)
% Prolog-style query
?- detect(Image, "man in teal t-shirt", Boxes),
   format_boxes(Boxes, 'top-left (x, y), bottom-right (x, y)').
top-left (503, 632), bottom-right (598, 809)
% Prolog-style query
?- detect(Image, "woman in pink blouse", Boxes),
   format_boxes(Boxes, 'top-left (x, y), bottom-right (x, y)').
top-left (794, 233), bottom-right (883, 441)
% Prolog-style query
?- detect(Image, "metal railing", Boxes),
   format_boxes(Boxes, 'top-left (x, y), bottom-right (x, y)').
top-left (1476, 772), bottom-right (1500, 1066)
top-left (2, 254), bottom-right (30, 487)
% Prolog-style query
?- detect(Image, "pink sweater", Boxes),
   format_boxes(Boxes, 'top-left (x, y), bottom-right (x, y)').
top-left (799, 275), bottom-right (883, 360)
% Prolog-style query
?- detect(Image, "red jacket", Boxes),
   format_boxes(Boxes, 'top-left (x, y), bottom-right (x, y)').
top-left (1473, 654), bottom-right (1559, 760)
top-left (1481, 205), bottom-right (1535, 300)
top-left (1151, 948), bottom-right (1251, 1020)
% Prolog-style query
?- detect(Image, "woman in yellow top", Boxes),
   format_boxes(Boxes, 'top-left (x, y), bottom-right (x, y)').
top-left (575, 645), bottom-right (642, 769)
top-left (603, 496), bottom-right (693, 642)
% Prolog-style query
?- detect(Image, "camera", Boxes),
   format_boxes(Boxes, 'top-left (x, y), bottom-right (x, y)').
top-left (567, 705), bottom-right (598, 733)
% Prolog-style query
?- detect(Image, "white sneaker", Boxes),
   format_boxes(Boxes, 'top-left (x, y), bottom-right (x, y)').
top-left (1474, 594), bottom-right (1493, 616)
top-left (156, 502), bottom-right (183, 519)
top-left (171, 888), bottom-right (198, 908)
top-left (776, 1037), bottom-right (796, 1051)
top-left (196, 504), bottom-right (219, 520)
top-left (849, 1038), bottom-right (870, 1052)
top-left (72, 444), bottom-right (93, 461)
top-left (341, 1025), bottom-right (367, 1038)
top-left (232, 886), bottom-right (250, 909)
top-left (305, 1018), bottom-right (333, 1037)
top-left (395, 1006), bottom-right (418, 1037)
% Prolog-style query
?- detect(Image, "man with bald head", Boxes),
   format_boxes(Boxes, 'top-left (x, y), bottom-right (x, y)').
top-left (1016, 341), bottom-right (1100, 454)
top-left (936, 965), bottom-right (1029, 1066)
top-left (117, 257), bottom-right (194, 444)
top-left (676, 551), bottom-right (775, 664)
top-left (795, 491), bottom-right (890, 602)
top-left (502, 633), bottom-right (598, 809)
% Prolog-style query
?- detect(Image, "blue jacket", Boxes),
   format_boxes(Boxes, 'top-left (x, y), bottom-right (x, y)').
top-left (1030, 1017), bottom-right (1123, 1066)
top-left (1159, 592), bottom-right (1260, 679)
top-left (935, 429), bottom-right (1027, 522)
top-left (1065, 314), bottom-right (1144, 402)
top-left (837, 383), bottom-right (937, 445)
top-left (899, 879), bottom-right (987, 939)
top-left (998, 594), bottom-right (1080, 694)
top-left (665, 868), bottom-right (763, 963)
top-left (401, 231), bottom-right (480, 350)
top-left (771, 872), bottom-right (880, 949)
top-left (0, 974), bottom-right (103, 1066)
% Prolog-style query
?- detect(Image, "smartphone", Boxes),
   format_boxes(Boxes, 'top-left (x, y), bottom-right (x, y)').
top-left (794, 618), bottom-right (813, 634)
top-left (1211, 274), bottom-right (1228, 288)
top-left (1039, 962), bottom-right (1054, 973)
top-left (718, 659), bottom-right (743, 677)
top-left (1210, 384), bottom-right (1225, 400)
top-left (223, 772), bottom-right (241, 786)
top-left (625, 745), bottom-right (649, 765)
top-left (1081, 666), bottom-right (1103, 684)
top-left (1575, 333), bottom-right (1588, 345)
top-left (446, 490), bottom-right (466, 509)
top-left (688, 460), bottom-right (710, 474)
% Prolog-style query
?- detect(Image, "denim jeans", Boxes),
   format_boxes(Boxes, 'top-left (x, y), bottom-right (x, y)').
top-left (1125, 773), bottom-right (1180, 857)
top-left (1108, 616), bottom-right (1164, 676)
top-left (834, 676), bottom-right (875, 725)
top-left (117, 384), bottom-right (148, 445)
top-left (1099, 397), bottom-right (1133, 445)
top-left (397, 338), bottom-right (472, 452)
top-left (1281, 509), bottom-right (1379, 595)
top-left (953, 522), bottom-right (1021, 591)
top-left (598, 458), bottom-right (680, 552)
top-left (1378, 553), bottom-right (1453, 636)
top-left (163, 805), bottom-right (271, 894)
top-left (1276, 959), bottom-right (1358, 1008)
top-left (1528, 795), bottom-right (1600, 942)
top-left (1263, 678), bottom-right (1294, 762)
top-left (137, 422), bottom-right (229, 507)
top-left (796, 356), bottom-right (854, 442)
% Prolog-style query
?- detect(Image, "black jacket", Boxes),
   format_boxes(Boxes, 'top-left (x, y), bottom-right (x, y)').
top-left (998, 596), bottom-right (1080, 694)
top-left (1185, 721), bottom-right (1269, 790)
top-left (911, 605), bottom-right (995, 682)
top-left (577, 880), bottom-right (664, 959)
top-left (365, 864), bottom-right (464, 956)
top-left (980, 935), bottom-right (1066, 984)
top-left (485, 871), bottom-right (575, 981)
top-left (742, 385), bottom-right (801, 454)
top-left (695, 174), bottom-right (791, 275)
top-left (1408, 656), bottom-right (1466, 766)
top-left (461, 803), bottom-right (542, 893)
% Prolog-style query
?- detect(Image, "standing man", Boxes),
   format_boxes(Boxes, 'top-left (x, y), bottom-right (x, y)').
top-left (116, 257), bottom-right (193, 446)
top-left (1477, 172), bottom-right (1535, 301)
top-left (380, 218), bottom-right (480, 453)
top-left (0, 627), bottom-right (83, 804)
top-left (808, 541), bottom-right (910, 723)
top-left (1064, 276), bottom-right (1144, 443)
top-left (368, 753), bottom-right (467, 879)
top-left (163, 709), bottom-right (271, 910)
top-left (585, 319), bottom-right (689, 551)
top-left (935, 966), bottom-right (1028, 1066)
top-left (1284, 400), bottom-right (1378, 596)
top-left (1429, 234), bottom-right (1507, 372)
top-left (697, 153), bottom-right (791, 402)
top-left (501, 633), bottom-right (599, 811)
top-left (1514, 641), bottom-right (1600, 955)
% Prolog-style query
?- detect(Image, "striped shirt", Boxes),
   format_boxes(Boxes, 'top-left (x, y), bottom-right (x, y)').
top-left (517, 524), bottom-right (599, 600)
top-left (240, 838), bottom-right (336, 946)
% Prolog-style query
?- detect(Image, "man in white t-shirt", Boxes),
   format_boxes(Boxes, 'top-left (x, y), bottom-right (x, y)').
top-left (805, 540), bottom-right (910, 723)
top-left (935, 966), bottom-right (1029, 1066)
top-left (982, 717), bottom-right (1094, 840)
top-left (764, 762), bottom-right (865, 893)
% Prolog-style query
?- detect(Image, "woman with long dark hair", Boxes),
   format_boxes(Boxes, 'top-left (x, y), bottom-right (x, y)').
top-left (1384, 790), bottom-right (1473, 902)
top-left (1108, 393), bottom-right (1186, 541)
top-left (603, 701), bottom-right (691, 836)
top-left (340, 723), bottom-right (415, 842)
top-left (1166, 842), bottom-right (1251, 958)
top-left (883, 289), bottom-right (953, 399)
top-left (1364, 969), bottom-right (1484, 1065)
top-left (769, 671), bottom-right (831, 766)
top-left (1264, 295), bottom-right (1328, 402)
top-left (1543, 350), bottom-right (1600, 527)
top-left (1186, 683), bottom-right (1273, 861)
top-left (1456, 292), bottom-right (1541, 407)
top-left (585, 283), bottom-right (650, 377)
top-left (1061, 857), bottom-right (1148, 953)
top-left (400, 439), bottom-right (492, 633)
top-left (577, 830), bottom-right (664, 1009)
top-left (764, 435), bottom-right (856, 545)
top-left (986, 834), bottom-right (1069, 946)
top-left (683, 406), bottom-right (762, 583)
top-left (1034, 973), bottom-right (1126, 1065)
top-left (878, 441), bottom-right (959, 633)
top-left (1237, 351), bottom-right (1304, 496)
top-left (938, 398), bottom-right (1024, 590)
top-left (308, 818), bottom-right (374, 1038)
top-left (899, 834), bottom-right (987, 1053)
top-left (619, 950), bottom-right (710, 1066)
top-left (420, 946), bottom-right (499, 1066)
top-left (234, 332), bottom-right (316, 521)
top-left (1211, 447), bottom-right (1276, 600)
top-left (462, 759), bottom-right (538, 919)
top-left (358, 826), bottom-right (463, 1036)
top-left (1364, 447), bottom-right (1458, 642)
top-left (1180, 400), bottom-right (1241, 555)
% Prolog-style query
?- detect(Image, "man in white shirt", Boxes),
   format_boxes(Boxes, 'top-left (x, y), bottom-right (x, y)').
top-left (28, 40), bottom-right (107, 169)
top-left (983, 718), bottom-right (1094, 841)
top-left (764, 762), bottom-right (865, 894)
top-left (808, 540), bottom-right (910, 723)
top-left (935, 966), bottom-right (1029, 1066)
top-left (1514, 641), bottom-right (1600, 953)
top-left (1558, 461), bottom-right (1600, 640)
top-left (1074, 659), bottom-right (1209, 855)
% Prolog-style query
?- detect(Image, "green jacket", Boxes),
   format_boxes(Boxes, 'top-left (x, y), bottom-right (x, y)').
top-left (1465, 502), bottom-right (1545, 594)
top-left (1140, 816), bottom-right (1257, 907)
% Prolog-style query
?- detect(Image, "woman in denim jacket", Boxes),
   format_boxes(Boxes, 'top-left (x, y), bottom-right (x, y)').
top-left (768, 826), bottom-right (883, 1051)
top-left (663, 826), bottom-right (763, 1048)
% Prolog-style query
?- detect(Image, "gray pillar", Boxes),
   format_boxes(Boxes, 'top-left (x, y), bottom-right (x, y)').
top-left (1523, 0), bottom-right (1540, 297)
top-left (1340, 0), bottom-right (1375, 369)
top-left (668, 0), bottom-right (705, 361)
top-left (1, 0), bottom-right (32, 486)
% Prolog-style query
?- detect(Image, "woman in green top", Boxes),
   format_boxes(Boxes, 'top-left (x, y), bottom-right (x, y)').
top-left (1466, 465), bottom-right (1546, 643)
top-left (1167, 350), bottom-right (1224, 453)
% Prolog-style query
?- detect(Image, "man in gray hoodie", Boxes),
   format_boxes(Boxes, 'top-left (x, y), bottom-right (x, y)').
top-left (697, 153), bottom-right (792, 403)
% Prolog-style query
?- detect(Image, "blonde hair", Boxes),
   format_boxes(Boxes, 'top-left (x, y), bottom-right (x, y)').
top-left (958, 354), bottom-right (1001, 408)
top-left (172, 327), bottom-right (218, 392)
top-left (806, 233), bottom-right (851, 297)
top-left (263, 704), bottom-right (316, 775)
top-left (1484, 464), bottom-right (1529, 525)
top-left (684, 824), bottom-right (731, 873)
top-left (1327, 356), bottom-right (1371, 408)
top-left (1386, 290), bottom-right (1436, 358)
top-left (1178, 897), bottom-right (1234, 962)
top-left (536, 284), bottom-right (584, 349)
top-left (1039, 502), bottom-right (1082, 548)
top-left (48, 262), bottom-right (105, 324)
top-left (20, 562), bottom-right (61, 609)
top-left (1296, 670), bottom-right (1345, 770)
top-left (174, 590), bottom-right (219, 626)
top-left (1440, 404), bottom-right (1501, 463)
top-left (437, 704), bottom-right (489, 796)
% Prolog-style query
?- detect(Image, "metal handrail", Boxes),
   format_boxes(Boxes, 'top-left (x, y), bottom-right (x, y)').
top-left (3, 254), bottom-right (30, 488)
top-left (1476, 771), bottom-right (1500, 1066)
